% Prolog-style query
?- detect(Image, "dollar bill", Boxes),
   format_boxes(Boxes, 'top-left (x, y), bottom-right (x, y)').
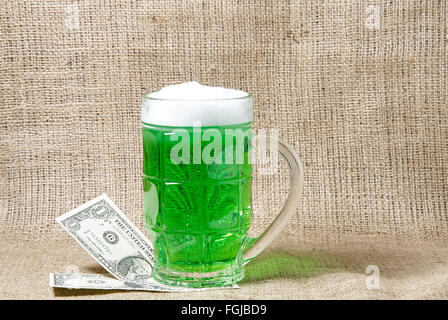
top-left (56, 194), bottom-right (154, 283)
top-left (55, 194), bottom-right (239, 292)
top-left (50, 273), bottom-right (237, 292)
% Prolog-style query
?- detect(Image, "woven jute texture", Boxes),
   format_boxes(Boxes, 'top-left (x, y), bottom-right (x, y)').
top-left (1, 1), bottom-right (448, 299)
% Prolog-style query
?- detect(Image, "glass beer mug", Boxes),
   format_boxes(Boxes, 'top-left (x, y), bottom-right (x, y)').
top-left (141, 82), bottom-right (304, 287)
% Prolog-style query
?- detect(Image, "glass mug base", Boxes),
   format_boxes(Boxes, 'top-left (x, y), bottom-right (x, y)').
top-left (153, 264), bottom-right (245, 288)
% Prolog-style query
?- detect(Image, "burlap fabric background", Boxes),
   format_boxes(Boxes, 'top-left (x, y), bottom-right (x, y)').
top-left (1, 1), bottom-right (447, 299)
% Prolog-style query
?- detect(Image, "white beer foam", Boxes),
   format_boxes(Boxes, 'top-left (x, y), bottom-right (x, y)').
top-left (141, 81), bottom-right (253, 127)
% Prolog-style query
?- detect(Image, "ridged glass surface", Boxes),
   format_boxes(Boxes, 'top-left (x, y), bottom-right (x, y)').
top-left (142, 123), bottom-right (252, 287)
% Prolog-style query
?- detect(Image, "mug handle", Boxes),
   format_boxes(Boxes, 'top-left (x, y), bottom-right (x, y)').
top-left (243, 135), bottom-right (305, 263)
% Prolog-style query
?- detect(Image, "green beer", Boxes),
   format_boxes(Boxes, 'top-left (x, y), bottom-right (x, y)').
top-left (141, 82), bottom-right (304, 287)
top-left (142, 123), bottom-right (252, 287)
top-left (141, 82), bottom-right (255, 287)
